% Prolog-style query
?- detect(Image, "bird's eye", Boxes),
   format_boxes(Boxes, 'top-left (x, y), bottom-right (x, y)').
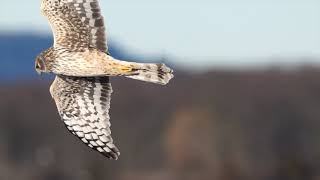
top-left (36, 63), bottom-right (41, 69)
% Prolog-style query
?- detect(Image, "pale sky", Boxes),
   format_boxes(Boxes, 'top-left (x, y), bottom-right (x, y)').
top-left (0, 0), bottom-right (320, 68)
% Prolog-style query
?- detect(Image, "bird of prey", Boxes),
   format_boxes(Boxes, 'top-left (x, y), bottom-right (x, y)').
top-left (35, 0), bottom-right (174, 160)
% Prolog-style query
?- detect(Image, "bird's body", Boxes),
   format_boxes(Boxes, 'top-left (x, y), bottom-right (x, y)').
top-left (40, 47), bottom-right (135, 76)
top-left (40, 47), bottom-right (172, 80)
top-left (36, 0), bottom-right (174, 160)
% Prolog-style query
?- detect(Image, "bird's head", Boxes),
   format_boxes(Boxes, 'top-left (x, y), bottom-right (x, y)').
top-left (35, 54), bottom-right (48, 75)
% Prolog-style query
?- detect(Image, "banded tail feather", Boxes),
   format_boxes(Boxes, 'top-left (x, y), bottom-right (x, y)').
top-left (125, 63), bottom-right (174, 85)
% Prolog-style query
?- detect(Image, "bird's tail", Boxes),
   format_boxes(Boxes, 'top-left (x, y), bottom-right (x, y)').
top-left (125, 62), bottom-right (174, 85)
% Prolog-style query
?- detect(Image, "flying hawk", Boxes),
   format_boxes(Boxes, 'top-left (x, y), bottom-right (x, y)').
top-left (35, 0), bottom-right (174, 160)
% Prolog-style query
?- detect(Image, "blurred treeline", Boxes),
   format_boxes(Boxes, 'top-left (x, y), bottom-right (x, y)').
top-left (0, 67), bottom-right (319, 180)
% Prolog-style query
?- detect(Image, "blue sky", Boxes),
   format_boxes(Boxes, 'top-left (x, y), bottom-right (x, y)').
top-left (0, 0), bottom-right (320, 67)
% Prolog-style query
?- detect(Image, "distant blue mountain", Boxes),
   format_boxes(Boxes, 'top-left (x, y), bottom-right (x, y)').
top-left (0, 33), bottom-right (156, 81)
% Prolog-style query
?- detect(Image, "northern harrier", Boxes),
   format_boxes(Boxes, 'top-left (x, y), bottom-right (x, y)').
top-left (35, 0), bottom-right (174, 160)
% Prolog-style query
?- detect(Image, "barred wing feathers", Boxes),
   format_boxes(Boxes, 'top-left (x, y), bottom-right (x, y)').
top-left (50, 75), bottom-right (120, 159)
top-left (41, 0), bottom-right (108, 52)
top-left (65, 0), bottom-right (108, 52)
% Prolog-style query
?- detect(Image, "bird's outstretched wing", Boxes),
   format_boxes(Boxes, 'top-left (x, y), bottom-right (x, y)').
top-left (50, 75), bottom-right (120, 159)
top-left (41, 0), bottom-right (108, 52)
top-left (44, 0), bottom-right (119, 159)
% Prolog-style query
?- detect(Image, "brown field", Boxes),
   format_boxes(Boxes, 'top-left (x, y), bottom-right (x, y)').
top-left (0, 67), bottom-right (319, 180)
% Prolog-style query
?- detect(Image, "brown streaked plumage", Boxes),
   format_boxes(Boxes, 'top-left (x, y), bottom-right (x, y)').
top-left (36, 0), bottom-right (174, 160)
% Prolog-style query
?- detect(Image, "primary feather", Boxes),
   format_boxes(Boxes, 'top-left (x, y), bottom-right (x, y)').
top-left (50, 76), bottom-right (120, 159)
